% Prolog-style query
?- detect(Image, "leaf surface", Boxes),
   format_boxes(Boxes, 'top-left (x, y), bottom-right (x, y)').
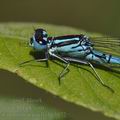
top-left (0, 23), bottom-right (120, 120)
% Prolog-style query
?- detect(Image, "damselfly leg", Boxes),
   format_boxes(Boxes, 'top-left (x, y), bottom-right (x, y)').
top-left (19, 51), bottom-right (49, 67)
top-left (64, 57), bottom-right (114, 93)
top-left (49, 52), bottom-right (70, 84)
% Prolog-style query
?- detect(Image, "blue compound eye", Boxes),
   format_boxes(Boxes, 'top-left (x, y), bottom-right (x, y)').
top-left (34, 28), bottom-right (48, 44)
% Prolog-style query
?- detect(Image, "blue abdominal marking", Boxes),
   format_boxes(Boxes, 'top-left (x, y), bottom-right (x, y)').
top-left (20, 28), bottom-right (120, 93)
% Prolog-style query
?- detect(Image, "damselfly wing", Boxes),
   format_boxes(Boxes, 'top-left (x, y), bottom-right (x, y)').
top-left (90, 37), bottom-right (120, 69)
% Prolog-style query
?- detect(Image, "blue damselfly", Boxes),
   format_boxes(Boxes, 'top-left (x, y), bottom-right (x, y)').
top-left (20, 28), bottom-right (120, 93)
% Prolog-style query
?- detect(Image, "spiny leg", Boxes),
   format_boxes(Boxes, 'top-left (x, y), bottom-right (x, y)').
top-left (49, 52), bottom-right (70, 84)
top-left (19, 58), bottom-right (48, 66)
top-left (45, 50), bottom-right (49, 67)
top-left (19, 51), bottom-right (49, 67)
top-left (64, 57), bottom-right (114, 93)
top-left (87, 62), bottom-right (114, 93)
top-left (58, 63), bottom-right (70, 83)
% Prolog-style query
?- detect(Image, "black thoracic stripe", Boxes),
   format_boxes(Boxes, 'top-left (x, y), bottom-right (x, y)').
top-left (108, 54), bottom-right (112, 63)
top-left (54, 35), bottom-right (82, 40)
top-left (53, 40), bottom-right (79, 47)
top-left (72, 44), bottom-right (81, 49)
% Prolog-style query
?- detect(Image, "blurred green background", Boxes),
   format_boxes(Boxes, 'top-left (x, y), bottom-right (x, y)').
top-left (0, 70), bottom-right (115, 120)
top-left (0, 0), bottom-right (119, 120)
top-left (0, 0), bottom-right (120, 36)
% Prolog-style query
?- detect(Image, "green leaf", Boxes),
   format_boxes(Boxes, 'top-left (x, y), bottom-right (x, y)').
top-left (0, 23), bottom-right (120, 120)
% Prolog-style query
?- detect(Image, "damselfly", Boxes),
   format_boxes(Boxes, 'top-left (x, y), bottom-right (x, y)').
top-left (20, 28), bottom-right (120, 93)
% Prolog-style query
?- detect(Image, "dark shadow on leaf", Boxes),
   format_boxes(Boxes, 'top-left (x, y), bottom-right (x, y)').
top-left (30, 50), bottom-right (45, 59)
top-left (93, 63), bottom-right (120, 79)
top-left (19, 50), bottom-right (48, 68)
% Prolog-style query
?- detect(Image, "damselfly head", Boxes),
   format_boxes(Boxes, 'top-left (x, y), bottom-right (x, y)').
top-left (29, 28), bottom-right (48, 51)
